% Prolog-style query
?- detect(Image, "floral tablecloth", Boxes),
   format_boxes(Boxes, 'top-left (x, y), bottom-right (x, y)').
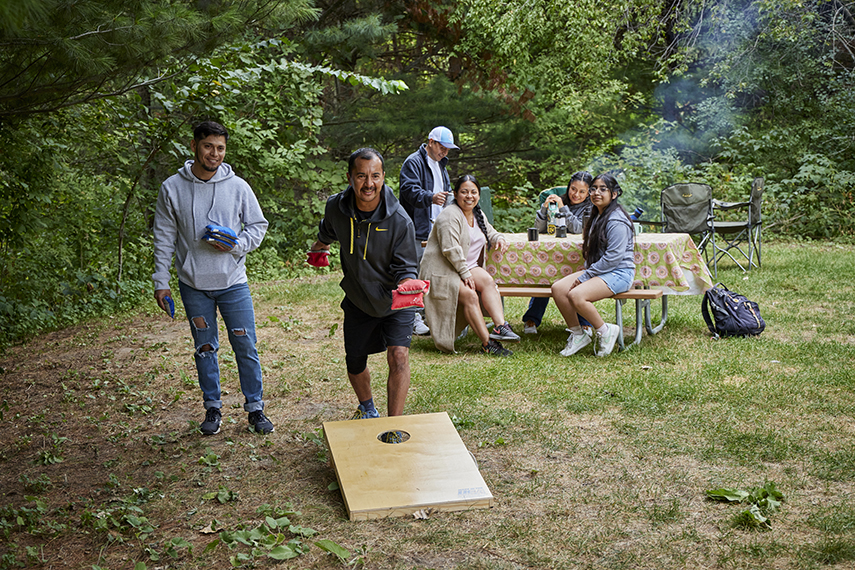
top-left (484, 233), bottom-right (713, 295)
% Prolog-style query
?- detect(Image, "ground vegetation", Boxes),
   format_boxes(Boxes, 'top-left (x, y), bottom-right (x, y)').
top-left (1, 241), bottom-right (854, 569)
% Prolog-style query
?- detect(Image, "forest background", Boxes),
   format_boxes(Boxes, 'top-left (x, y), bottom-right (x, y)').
top-left (1, 0), bottom-right (854, 348)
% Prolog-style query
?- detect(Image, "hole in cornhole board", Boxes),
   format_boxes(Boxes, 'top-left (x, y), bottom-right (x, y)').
top-left (377, 430), bottom-right (411, 444)
top-left (323, 412), bottom-right (495, 521)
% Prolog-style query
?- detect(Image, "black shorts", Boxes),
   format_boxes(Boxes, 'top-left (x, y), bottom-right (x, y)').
top-left (342, 297), bottom-right (414, 357)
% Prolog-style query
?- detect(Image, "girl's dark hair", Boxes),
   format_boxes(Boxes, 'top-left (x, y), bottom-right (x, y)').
top-left (453, 174), bottom-right (491, 250)
top-left (562, 170), bottom-right (593, 203)
top-left (582, 173), bottom-right (633, 263)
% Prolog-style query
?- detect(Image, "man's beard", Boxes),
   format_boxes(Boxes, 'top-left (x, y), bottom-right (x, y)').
top-left (195, 151), bottom-right (219, 172)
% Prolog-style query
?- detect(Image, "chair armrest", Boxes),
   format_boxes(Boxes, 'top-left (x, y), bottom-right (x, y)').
top-left (713, 199), bottom-right (749, 211)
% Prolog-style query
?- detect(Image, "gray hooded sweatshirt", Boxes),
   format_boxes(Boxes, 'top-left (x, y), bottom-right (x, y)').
top-left (152, 160), bottom-right (268, 292)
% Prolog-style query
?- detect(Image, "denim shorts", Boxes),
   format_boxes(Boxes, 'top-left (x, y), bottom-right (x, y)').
top-left (582, 266), bottom-right (635, 295)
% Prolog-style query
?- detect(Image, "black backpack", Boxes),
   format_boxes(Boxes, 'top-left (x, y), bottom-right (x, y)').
top-left (701, 283), bottom-right (765, 338)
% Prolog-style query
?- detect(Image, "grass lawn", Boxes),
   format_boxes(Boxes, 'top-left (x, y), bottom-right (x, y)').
top-left (1, 239), bottom-right (854, 569)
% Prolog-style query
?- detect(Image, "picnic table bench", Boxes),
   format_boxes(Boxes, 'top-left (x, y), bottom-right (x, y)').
top-left (497, 284), bottom-right (667, 351)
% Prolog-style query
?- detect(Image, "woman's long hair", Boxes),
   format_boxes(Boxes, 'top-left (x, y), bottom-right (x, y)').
top-left (582, 173), bottom-right (633, 263)
top-left (453, 174), bottom-right (491, 250)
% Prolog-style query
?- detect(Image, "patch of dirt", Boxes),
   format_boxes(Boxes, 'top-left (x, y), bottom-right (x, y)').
top-left (1, 272), bottom-right (853, 569)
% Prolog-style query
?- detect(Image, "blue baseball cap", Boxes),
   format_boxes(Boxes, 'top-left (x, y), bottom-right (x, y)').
top-left (428, 126), bottom-right (459, 150)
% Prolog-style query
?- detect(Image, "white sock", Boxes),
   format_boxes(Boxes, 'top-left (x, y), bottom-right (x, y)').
top-left (570, 326), bottom-right (584, 336)
top-left (597, 324), bottom-right (609, 336)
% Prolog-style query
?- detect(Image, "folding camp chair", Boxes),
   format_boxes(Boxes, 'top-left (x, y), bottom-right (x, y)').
top-left (479, 186), bottom-right (495, 225)
top-left (537, 186), bottom-right (565, 208)
top-left (710, 177), bottom-right (763, 273)
top-left (640, 183), bottom-right (718, 277)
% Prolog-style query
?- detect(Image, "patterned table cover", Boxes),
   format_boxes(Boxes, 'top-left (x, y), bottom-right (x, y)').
top-left (484, 233), bottom-right (713, 295)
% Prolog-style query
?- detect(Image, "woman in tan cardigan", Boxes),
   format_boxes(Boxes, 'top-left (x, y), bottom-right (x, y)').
top-left (418, 175), bottom-right (519, 356)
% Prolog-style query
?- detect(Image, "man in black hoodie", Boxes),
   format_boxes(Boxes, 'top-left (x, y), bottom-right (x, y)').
top-left (310, 148), bottom-right (419, 418)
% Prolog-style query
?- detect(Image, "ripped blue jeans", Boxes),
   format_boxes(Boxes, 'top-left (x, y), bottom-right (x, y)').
top-left (178, 281), bottom-right (264, 412)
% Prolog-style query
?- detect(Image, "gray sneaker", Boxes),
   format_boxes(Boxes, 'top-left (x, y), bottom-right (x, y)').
top-left (200, 407), bottom-right (222, 435)
top-left (489, 322), bottom-right (520, 342)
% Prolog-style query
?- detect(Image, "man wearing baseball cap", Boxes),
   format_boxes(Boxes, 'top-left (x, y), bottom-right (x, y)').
top-left (399, 126), bottom-right (459, 336)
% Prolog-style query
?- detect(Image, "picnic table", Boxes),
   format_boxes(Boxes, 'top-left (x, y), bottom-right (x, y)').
top-left (484, 232), bottom-right (712, 295)
top-left (482, 233), bottom-right (713, 350)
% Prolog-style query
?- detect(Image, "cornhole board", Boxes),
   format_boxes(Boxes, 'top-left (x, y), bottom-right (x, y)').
top-left (323, 412), bottom-right (495, 521)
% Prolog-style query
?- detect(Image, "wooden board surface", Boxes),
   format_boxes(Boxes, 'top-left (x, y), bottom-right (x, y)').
top-left (323, 412), bottom-right (495, 521)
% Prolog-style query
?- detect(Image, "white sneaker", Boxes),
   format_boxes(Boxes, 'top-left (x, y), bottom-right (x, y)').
top-left (595, 323), bottom-right (621, 357)
top-left (566, 327), bottom-right (593, 337)
top-left (582, 326), bottom-right (593, 338)
top-left (560, 331), bottom-right (591, 356)
top-left (523, 321), bottom-right (538, 335)
top-left (413, 313), bottom-right (430, 336)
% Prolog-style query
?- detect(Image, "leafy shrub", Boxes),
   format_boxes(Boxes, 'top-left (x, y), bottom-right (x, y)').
top-left (770, 154), bottom-right (855, 238)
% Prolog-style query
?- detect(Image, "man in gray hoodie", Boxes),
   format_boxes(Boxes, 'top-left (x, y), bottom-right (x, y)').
top-left (152, 121), bottom-right (274, 436)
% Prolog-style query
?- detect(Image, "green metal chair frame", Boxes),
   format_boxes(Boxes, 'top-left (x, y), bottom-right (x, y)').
top-left (711, 177), bottom-right (763, 273)
top-left (478, 186), bottom-right (494, 225)
top-left (537, 186), bottom-right (566, 209)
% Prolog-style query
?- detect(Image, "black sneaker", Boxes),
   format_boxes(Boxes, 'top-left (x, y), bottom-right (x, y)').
top-left (248, 410), bottom-right (275, 434)
top-left (200, 407), bottom-right (222, 435)
top-left (481, 340), bottom-right (513, 357)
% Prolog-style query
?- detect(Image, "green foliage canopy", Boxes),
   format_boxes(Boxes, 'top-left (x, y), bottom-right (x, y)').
top-left (0, 0), bottom-right (319, 119)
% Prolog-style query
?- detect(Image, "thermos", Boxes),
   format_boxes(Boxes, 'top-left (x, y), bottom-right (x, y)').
top-left (555, 213), bottom-right (567, 238)
top-left (547, 202), bottom-right (558, 235)
top-left (631, 207), bottom-right (644, 234)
